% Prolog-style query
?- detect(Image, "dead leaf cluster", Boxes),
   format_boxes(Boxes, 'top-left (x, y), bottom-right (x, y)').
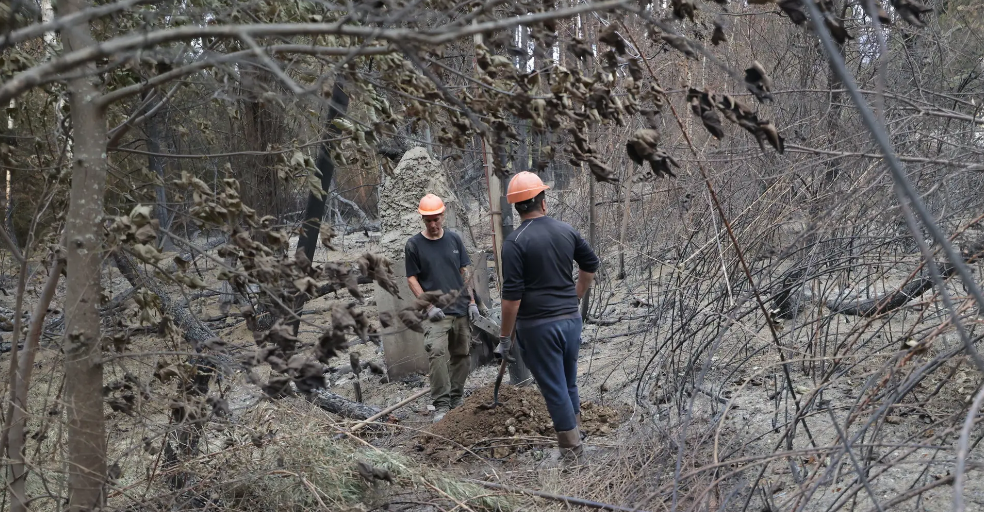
top-left (684, 86), bottom-right (785, 154)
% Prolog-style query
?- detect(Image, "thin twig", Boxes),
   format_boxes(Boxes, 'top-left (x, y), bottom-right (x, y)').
top-left (240, 32), bottom-right (306, 95)
top-left (952, 383), bottom-right (984, 512)
top-left (465, 479), bottom-right (649, 512)
top-left (804, 0), bottom-right (984, 373)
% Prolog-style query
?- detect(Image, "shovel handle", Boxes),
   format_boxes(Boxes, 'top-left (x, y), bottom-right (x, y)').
top-left (494, 357), bottom-right (508, 382)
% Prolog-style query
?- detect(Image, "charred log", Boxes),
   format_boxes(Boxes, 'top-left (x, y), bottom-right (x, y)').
top-left (827, 263), bottom-right (955, 317)
top-left (305, 386), bottom-right (381, 420)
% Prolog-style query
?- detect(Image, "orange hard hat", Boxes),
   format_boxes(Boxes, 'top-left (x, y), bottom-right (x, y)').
top-left (418, 193), bottom-right (446, 215)
top-left (506, 171), bottom-right (550, 204)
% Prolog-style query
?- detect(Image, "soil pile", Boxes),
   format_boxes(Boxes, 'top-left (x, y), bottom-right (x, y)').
top-left (417, 384), bottom-right (622, 460)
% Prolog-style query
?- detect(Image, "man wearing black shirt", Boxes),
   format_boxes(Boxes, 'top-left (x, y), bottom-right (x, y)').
top-left (497, 172), bottom-right (600, 467)
top-left (406, 193), bottom-right (481, 422)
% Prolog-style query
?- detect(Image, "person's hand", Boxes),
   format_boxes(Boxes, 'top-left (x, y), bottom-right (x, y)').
top-left (426, 305), bottom-right (446, 322)
top-left (493, 335), bottom-right (515, 362)
top-left (468, 303), bottom-right (481, 322)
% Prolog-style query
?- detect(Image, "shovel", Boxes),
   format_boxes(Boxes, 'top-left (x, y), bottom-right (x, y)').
top-left (477, 357), bottom-right (509, 411)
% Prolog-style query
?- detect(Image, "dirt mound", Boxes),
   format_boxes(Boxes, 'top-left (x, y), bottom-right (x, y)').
top-left (416, 384), bottom-right (622, 460)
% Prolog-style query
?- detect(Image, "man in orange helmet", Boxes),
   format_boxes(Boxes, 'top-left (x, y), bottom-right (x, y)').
top-left (406, 193), bottom-right (483, 422)
top-left (497, 171), bottom-right (599, 468)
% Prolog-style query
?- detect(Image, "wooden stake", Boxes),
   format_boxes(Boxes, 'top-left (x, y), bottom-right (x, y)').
top-left (580, 177), bottom-right (596, 321)
top-left (618, 166), bottom-right (635, 279)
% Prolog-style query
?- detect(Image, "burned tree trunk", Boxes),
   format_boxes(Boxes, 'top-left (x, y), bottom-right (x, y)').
top-left (297, 81), bottom-right (350, 263)
top-left (290, 81), bottom-right (350, 336)
top-left (143, 90), bottom-right (172, 250)
top-left (771, 267), bottom-right (808, 320)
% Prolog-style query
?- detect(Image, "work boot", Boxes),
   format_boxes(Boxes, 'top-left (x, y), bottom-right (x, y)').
top-left (575, 413), bottom-right (586, 441)
top-left (432, 405), bottom-right (450, 423)
top-left (556, 427), bottom-right (587, 471)
top-left (449, 396), bottom-right (463, 409)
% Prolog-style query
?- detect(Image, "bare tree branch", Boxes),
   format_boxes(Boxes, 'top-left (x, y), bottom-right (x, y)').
top-left (1, 1), bottom-right (628, 105)
top-left (805, 0), bottom-right (984, 374)
top-left (0, 0), bottom-right (154, 49)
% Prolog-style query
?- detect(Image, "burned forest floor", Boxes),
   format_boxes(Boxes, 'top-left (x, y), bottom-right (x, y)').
top-left (2, 226), bottom-right (984, 512)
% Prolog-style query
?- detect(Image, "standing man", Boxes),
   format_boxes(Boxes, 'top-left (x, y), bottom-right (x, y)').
top-left (496, 172), bottom-right (599, 467)
top-left (406, 193), bottom-right (483, 422)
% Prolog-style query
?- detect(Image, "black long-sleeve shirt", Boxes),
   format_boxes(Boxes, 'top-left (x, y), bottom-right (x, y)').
top-left (501, 216), bottom-right (600, 320)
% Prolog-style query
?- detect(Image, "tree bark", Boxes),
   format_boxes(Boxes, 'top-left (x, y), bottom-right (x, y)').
top-left (7, 251), bottom-right (65, 511)
top-left (292, 81), bottom-right (349, 336)
top-left (822, 6), bottom-right (848, 185)
top-left (143, 90), bottom-right (172, 249)
top-left (61, 0), bottom-right (109, 507)
top-left (111, 251), bottom-right (215, 350)
top-left (296, 81), bottom-right (349, 263)
top-left (306, 387), bottom-right (380, 420)
top-left (239, 71), bottom-right (287, 220)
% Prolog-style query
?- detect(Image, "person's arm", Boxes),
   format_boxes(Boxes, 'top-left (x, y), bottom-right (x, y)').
top-left (576, 270), bottom-right (594, 300)
top-left (405, 239), bottom-right (425, 298)
top-left (407, 275), bottom-right (424, 298)
top-left (456, 235), bottom-right (475, 304)
top-left (572, 229), bottom-right (600, 300)
top-left (499, 299), bottom-right (521, 338)
top-left (500, 239), bottom-right (524, 337)
top-left (496, 240), bottom-right (524, 360)
top-left (460, 266), bottom-right (475, 304)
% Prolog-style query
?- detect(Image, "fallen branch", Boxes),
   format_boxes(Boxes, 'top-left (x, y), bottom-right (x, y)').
top-left (341, 223), bottom-right (382, 235)
top-left (334, 193), bottom-right (375, 228)
top-left (339, 387), bottom-right (430, 437)
top-left (585, 316), bottom-right (622, 326)
top-left (101, 285), bottom-right (139, 312)
top-left (593, 328), bottom-right (649, 341)
top-left (827, 264), bottom-right (955, 317)
top-left (465, 479), bottom-right (649, 512)
top-left (179, 289), bottom-right (222, 307)
top-left (112, 250), bottom-right (217, 352)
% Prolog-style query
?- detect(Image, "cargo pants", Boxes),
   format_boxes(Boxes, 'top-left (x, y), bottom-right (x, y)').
top-left (424, 315), bottom-right (471, 409)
